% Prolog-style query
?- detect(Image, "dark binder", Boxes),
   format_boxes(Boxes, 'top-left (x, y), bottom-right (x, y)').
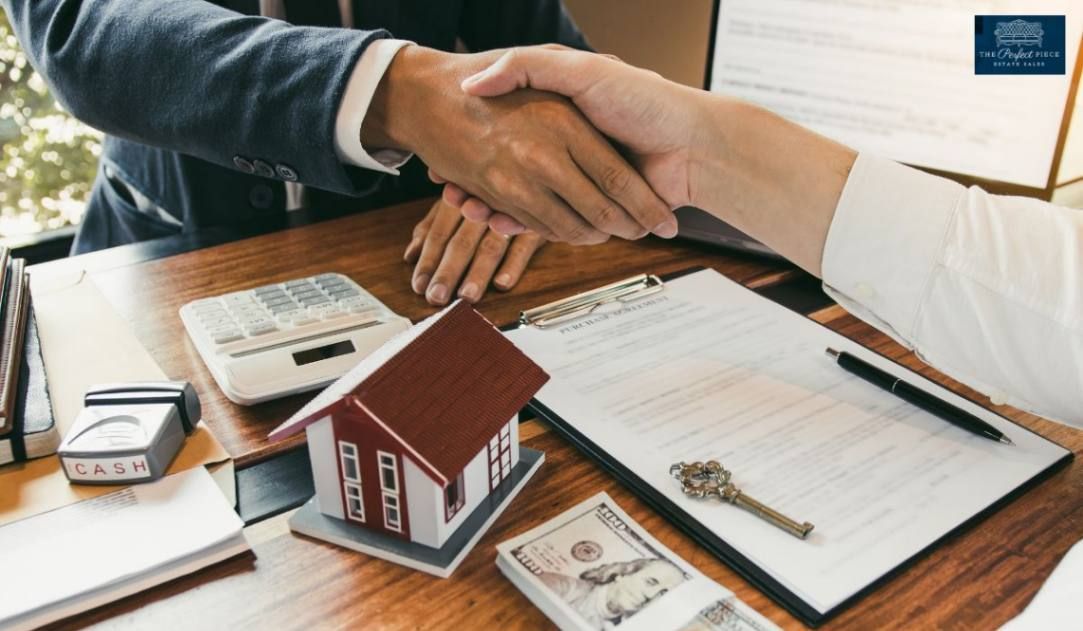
top-left (1, 304), bottom-right (58, 465)
top-left (504, 267), bottom-right (1072, 627)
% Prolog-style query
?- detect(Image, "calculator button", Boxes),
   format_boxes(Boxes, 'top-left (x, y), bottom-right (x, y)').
top-left (201, 316), bottom-right (235, 329)
top-left (212, 330), bottom-right (244, 344)
top-left (337, 296), bottom-right (368, 307)
top-left (268, 301), bottom-right (300, 314)
top-left (197, 308), bottom-right (229, 320)
top-left (253, 285), bottom-right (283, 296)
top-left (262, 295), bottom-right (294, 307)
top-left (222, 294), bottom-right (255, 306)
top-left (308, 304), bottom-right (338, 316)
top-left (315, 273), bottom-right (342, 282)
top-left (288, 282), bottom-right (318, 293)
top-left (329, 287), bottom-right (360, 298)
top-left (258, 290), bottom-right (289, 302)
top-left (284, 279), bottom-right (311, 288)
top-left (349, 305), bottom-right (380, 317)
top-left (245, 321), bottom-right (277, 336)
top-left (192, 300), bottom-right (224, 313)
top-left (320, 308), bottom-right (347, 319)
top-left (291, 315), bottom-right (318, 326)
top-left (276, 310), bottom-right (304, 324)
top-left (300, 295), bottom-right (331, 307)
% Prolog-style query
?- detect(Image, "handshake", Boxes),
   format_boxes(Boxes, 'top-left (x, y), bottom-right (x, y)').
top-left (373, 44), bottom-right (855, 304)
top-left (366, 46), bottom-right (743, 305)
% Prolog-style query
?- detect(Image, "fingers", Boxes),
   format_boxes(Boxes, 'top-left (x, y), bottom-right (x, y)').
top-left (489, 212), bottom-right (527, 235)
top-left (404, 203), bottom-right (438, 263)
top-left (411, 202), bottom-right (465, 295)
top-left (493, 232), bottom-right (544, 291)
top-left (567, 126), bottom-right (677, 238)
top-left (461, 47), bottom-right (600, 99)
top-left (425, 219), bottom-right (488, 305)
top-left (457, 230), bottom-right (513, 303)
top-left (542, 148), bottom-right (649, 241)
top-left (461, 196), bottom-right (495, 224)
top-left (442, 182), bottom-right (470, 208)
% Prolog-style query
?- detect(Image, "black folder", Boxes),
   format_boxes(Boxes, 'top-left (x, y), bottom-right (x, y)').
top-left (504, 267), bottom-right (1072, 627)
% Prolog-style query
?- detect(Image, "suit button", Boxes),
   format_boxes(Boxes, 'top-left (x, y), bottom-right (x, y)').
top-left (233, 156), bottom-right (255, 174)
top-left (249, 184), bottom-right (274, 209)
top-left (252, 159), bottom-right (276, 178)
top-left (275, 163), bottom-right (299, 182)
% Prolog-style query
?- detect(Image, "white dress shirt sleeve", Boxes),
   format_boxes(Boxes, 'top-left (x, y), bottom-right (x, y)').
top-left (821, 153), bottom-right (1083, 427)
top-left (334, 39), bottom-right (414, 174)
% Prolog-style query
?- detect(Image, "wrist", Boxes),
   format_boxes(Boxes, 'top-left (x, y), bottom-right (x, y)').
top-left (361, 45), bottom-right (453, 153)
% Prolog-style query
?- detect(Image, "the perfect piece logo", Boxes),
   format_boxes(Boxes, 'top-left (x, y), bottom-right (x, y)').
top-left (975, 15), bottom-right (1066, 75)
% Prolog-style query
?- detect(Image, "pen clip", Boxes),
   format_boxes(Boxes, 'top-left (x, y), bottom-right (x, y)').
top-left (519, 274), bottom-right (665, 329)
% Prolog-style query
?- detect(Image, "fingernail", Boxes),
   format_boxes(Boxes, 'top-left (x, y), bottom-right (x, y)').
top-left (652, 217), bottom-right (679, 239)
top-left (460, 73), bottom-right (483, 90)
top-left (459, 282), bottom-right (480, 302)
top-left (412, 273), bottom-right (430, 294)
top-left (427, 283), bottom-right (449, 304)
top-left (494, 273), bottom-right (512, 289)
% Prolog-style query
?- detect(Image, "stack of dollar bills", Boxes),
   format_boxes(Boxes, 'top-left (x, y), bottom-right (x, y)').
top-left (496, 492), bottom-right (779, 631)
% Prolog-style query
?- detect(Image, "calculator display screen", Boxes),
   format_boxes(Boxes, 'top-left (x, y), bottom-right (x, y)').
top-left (292, 340), bottom-right (357, 366)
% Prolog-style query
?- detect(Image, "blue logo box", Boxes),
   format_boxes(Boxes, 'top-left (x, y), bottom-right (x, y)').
top-left (975, 15), bottom-right (1065, 75)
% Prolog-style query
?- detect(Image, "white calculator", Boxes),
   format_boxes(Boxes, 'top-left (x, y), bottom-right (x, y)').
top-left (180, 273), bottom-right (410, 405)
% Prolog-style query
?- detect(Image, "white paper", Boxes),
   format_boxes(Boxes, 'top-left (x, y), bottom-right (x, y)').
top-left (710, 0), bottom-right (1082, 189)
top-left (0, 467), bottom-right (248, 629)
top-left (506, 269), bottom-right (1068, 613)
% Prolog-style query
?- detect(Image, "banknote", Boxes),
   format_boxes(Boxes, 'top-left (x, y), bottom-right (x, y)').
top-left (497, 492), bottom-right (778, 631)
top-left (678, 598), bottom-right (778, 631)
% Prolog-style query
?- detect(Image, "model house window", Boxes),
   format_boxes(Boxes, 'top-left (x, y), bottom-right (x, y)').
top-left (445, 473), bottom-right (465, 521)
top-left (377, 451), bottom-right (402, 532)
top-left (378, 451), bottom-right (398, 493)
top-left (382, 492), bottom-right (402, 532)
top-left (339, 441), bottom-right (360, 482)
top-left (344, 482), bottom-right (365, 523)
top-left (489, 423), bottom-right (512, 491)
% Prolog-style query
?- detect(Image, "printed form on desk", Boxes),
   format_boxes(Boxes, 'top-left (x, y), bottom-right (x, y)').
top-left (0, 467), bottom-right (248, 630)
top-left (505, 268), bottom-right (1068, 615)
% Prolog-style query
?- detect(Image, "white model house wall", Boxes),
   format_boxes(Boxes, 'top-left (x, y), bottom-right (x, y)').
top-left (306, 417), bottom-right (344, 520)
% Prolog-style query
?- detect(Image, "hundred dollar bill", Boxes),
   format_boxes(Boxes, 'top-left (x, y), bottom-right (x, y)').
top-left (496, 492), bottom-right (778, 631)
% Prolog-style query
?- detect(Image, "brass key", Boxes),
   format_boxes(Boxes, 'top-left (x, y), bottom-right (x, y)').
top-left (670, 460), bottom-right (815, 540)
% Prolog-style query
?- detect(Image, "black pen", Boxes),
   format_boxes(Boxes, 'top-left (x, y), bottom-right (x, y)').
top-left (825, 348), bottom-right (1013, 445)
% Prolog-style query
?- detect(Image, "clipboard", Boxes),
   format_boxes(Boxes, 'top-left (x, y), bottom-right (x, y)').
top-left (503, 267), bottom-right (1073, 627)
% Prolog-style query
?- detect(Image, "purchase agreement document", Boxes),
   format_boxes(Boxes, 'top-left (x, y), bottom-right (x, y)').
top-left (505, 269), bottom-right (1069, 614)
top-left (710, 0), bottom-right (1082, 189)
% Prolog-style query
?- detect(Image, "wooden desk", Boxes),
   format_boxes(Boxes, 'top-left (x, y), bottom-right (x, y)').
top-left (34, 199), bottom-right (1083, 629)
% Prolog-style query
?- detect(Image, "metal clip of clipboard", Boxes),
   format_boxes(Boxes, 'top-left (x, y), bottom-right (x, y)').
top-left (518, 274), bottom-right (665, 329)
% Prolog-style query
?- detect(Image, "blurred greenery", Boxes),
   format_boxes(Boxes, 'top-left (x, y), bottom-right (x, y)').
top-left (0, 9), bottom-right (100, 239)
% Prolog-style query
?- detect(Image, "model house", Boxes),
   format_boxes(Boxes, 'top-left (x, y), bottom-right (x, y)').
top-left (268, 301), bottom-right (549, 575)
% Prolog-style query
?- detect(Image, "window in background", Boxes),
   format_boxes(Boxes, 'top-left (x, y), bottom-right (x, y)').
top-left (0, 10), bottom-right (100, 241)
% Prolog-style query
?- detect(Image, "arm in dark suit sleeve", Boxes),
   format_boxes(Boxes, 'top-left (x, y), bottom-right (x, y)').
top-left (1, 0), bottom-right (387, 195)
top-left (458, 0), bottom-right (592, 52)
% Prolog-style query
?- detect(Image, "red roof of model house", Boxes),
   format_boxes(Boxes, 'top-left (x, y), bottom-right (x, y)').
top-left (268, 301), bottom-right (549, 485)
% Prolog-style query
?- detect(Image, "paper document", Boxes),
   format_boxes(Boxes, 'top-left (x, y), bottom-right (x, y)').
top-left (710, 0), bottom-right (1082, 189)
top-left (0, 467), bottom-right (248, 630)
top-left (497, 492), bottom-right (777, 631)
top-left (505, 269), bottom-right (1068, 614)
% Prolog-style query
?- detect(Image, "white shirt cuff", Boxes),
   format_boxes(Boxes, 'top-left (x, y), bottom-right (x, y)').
top-left (334, 39), bottom-right (415, 174)
top-left (820, 153), bottom-right (964, 345)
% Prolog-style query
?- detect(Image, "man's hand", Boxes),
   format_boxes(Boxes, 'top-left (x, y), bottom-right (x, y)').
top-left (361, 46), bottom-right (677, 245)
top-left (405, 199), bottom-right (544, 306)
top-left (438, 46), bottom-right (707, 235)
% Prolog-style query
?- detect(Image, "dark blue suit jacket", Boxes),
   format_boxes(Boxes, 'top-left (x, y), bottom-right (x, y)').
top-left (2, 0), bottom-right (587, 252)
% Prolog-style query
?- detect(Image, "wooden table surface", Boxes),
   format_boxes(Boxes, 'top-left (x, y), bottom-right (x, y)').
top-left (34, 198), bottom-right (1083, 630)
